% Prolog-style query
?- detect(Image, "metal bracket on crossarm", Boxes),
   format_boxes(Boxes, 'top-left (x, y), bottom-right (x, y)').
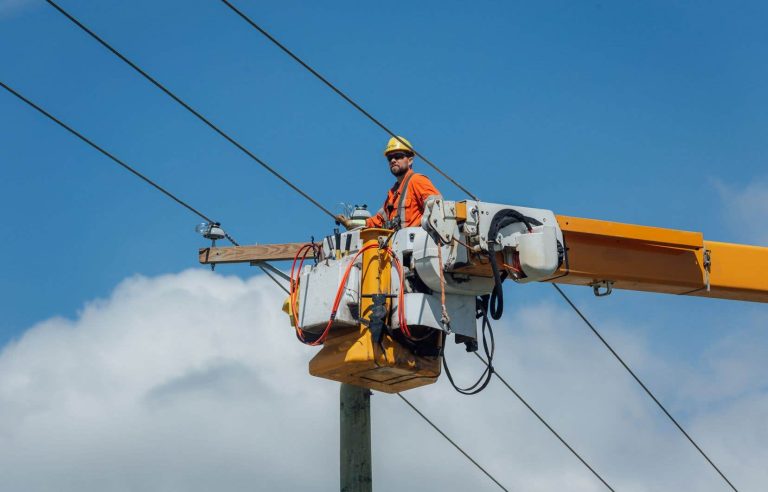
top-left (590, 280), bottom-right (614, 297)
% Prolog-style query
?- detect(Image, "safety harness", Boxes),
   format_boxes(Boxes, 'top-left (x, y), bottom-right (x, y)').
top-left (382, 172), bottom-right (415, 230)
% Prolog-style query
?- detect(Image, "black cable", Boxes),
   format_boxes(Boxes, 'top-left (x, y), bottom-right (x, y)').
top-left (0, 80), bottom-right (217, 227)
top-left (30, 6), bottom-right (729, 488)
top-left (2, 79), bottom-right (304, 296)
top-left (552, 284), bottom-right (739, 492)
top-left (443, 295), bottom-right (495, 395)
top-left (42, 0), bottom-right (312, 292)
top-left (0, 68), bottom-right (490, 488)
top-left (2, 76), bottom-right (292, 298)
top-left (397, 394), bottom-right (509, 492)
top-left (486, 209), bottom-right (543, 320)
top-left (229, 242), bottom-right (290, 295)
top-left (223, 231), bottom-right (240, 247)
top-left (45, 0), bottom-right (337, 221)
top-left (474, 353), bottom-right (616, 491)
top-left (219, 0), bottom-right (479, 201)
top-left (487, 253), bottom-right (505, 320)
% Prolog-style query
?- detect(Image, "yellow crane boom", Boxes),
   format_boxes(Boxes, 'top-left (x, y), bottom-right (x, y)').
top-left (200, 214), bottom-right (768, 303)
top-left (198, 209), bottom-right (767, 392)
top-left (551, 216), bottom-right (768, 302)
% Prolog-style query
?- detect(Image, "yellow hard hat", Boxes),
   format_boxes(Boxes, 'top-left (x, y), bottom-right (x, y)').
top-left (383, 136), bottom-right (414, 156)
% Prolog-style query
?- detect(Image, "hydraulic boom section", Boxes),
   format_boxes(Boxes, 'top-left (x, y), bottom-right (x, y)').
top-left (420, 200), bottom-right (768, 303)
top-left (198, 200), bottom-right (768, 392)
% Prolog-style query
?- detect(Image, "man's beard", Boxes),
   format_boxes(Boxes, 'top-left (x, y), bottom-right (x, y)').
top-left (390, 165), bottom-right (408, 177)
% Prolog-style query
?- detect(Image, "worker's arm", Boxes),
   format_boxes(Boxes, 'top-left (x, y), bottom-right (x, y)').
top-left (334, 214), bottom-right (355, 230)
top-left (365, 207), bottom-right (386, 228)
top-left (411, 174), bottom-right (441, 211)
top-left (405, 174), bottom-right (441, 227)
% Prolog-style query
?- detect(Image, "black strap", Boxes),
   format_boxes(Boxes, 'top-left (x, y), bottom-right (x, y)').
top-left (385, 173), bottom-right (415, 230)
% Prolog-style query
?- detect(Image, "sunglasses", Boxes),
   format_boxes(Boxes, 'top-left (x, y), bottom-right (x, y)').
top-left (386, 152), bottom-right (410, 161)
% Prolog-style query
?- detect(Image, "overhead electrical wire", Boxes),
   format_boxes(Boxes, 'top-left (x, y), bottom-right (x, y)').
top-left (219, 0), bottom-right (480, 201)
top-left (191, 18), bottom-right (610, 485)
top-left (2, 77), bottom-right (486, 492)
top-left (475, 353), bottom-right (615, 492)
top-left (0, 80), bottom-right (216, 227)
top-left (398, 394), bottom-right (509, 492)
top-left (552, 284), bottom-right (739, 492)
top-left (44, 0), bottom-right (337, 221)
top-left (33, 4), bottom-right (740, 490)
top-left (0, 79), bottom-right (291, 294)
top-left (5, 10), bottom-right (531, 491)
top-left (223, 240), bottom-right (290, 294)
top-left (2, 70), bottom-right (565, 489)
top-left (157, 4), bottom-right (737, 487)
top-left (5, 71), bottom-right (485, 488)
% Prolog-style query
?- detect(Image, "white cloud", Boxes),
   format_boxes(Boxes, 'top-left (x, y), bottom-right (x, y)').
top-left (714, 178), bottom-right (768, 245)
top-left (0, 270), bottom-right (765, 491)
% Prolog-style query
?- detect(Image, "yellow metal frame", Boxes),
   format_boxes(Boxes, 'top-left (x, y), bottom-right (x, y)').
top-left (701, 241), bottom-right (768, 302)
top-left (550, 216), bottom-right (768, 303)
top-left (308, 229), bottom-right (441, 393)
top-left (202, 213), bottom-right (768, 394)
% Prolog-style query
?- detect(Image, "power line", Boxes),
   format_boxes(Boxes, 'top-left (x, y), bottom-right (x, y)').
top-left (42, 0), bottom-right (470, 325)
top-left (1, 79), bottom-right (294, 294)
top-left (147, 6), bottom-right (720, 485)
top-left (9, 13), bottom-right (500, 490)
top-left (397, 394), bottom-right (509, 492)
top-left (1, 70), bottom-right (596, 487)
top-left (44, 0), bottom-right (477, 292)
top-left (44, 0), bottom-right (337, 221)
top-left (219, 0), bottom-right (480, 201)
top-left (0, 80), bottom-right (216, 227)
top-left (34, 4), bottom-right (736, 489)
top-left (475, 353), bottom-right (615, 491)
top-left (123, 12), bottom-right (739, 489)
top-left (5, 73), bottom-right (478, 490)
top-left (200, 236), bottom-right (290, 294)
top-left (552, 284), bottom-right (739, 492)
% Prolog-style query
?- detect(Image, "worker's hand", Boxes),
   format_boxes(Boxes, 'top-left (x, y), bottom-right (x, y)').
top-left (335, 214), bottom-right (354, 230)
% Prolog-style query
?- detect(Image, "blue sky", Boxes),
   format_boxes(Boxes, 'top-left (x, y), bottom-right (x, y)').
top-left (1, 0), bottom-right (766, 338)
top-left (1, 1), bottom-right (767, 490)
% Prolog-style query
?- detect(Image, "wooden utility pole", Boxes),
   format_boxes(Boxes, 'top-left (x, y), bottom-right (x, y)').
top-left (340, 383), bottom-right (372, 492)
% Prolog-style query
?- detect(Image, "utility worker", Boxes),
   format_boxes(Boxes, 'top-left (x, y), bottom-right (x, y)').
top-left (336, 136), bottom-right (441, 230)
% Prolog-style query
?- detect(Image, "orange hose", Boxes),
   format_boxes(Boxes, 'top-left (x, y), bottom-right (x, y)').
top-left (289, 241), bottom-right (413, 345)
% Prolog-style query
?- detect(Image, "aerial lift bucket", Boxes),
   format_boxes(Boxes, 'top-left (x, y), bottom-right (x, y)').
top-left (309, 228), bottom-right (441, 393)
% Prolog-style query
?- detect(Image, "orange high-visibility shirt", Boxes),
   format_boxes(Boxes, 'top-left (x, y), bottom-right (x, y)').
top-left (366, 169), bottom-right (441, 229)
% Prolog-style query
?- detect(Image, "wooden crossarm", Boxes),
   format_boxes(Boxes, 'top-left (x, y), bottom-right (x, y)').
top-left (199, 242), bottom-right (307, 264)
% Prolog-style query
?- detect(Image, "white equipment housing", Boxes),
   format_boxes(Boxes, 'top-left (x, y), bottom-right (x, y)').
top-left (297, 253), bottom-right (361, 334)
top-left (295, 200), bottom-right (564, 341)
top-left (422, 198), bottom-right (564, 283)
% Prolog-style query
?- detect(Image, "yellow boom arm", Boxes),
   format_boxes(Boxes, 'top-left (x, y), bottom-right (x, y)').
top-left (198, 215), bottom-right (768, 303)
top-left (552, 216), bottom-right (768, 303)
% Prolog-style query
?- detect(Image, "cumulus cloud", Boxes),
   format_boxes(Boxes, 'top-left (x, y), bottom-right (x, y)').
top-left (713, 178), bottom-right (768, 245)
top-left (0, 270), bottom-right (765, 491)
